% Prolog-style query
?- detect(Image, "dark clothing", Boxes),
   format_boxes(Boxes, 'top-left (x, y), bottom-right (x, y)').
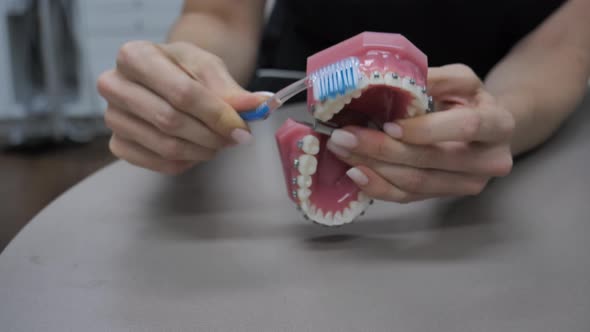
top-left (258, 0), bottom-right (565, 79)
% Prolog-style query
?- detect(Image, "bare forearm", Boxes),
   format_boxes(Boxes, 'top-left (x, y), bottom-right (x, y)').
top-left (485, 0), bottom-right (590, 155)
top-left (167, 2), bottom-right (264, 85)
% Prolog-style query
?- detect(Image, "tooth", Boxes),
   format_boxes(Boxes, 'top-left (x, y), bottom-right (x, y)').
top-left (310, 204), bottom-right (317, 216)
top-left (351, 89), bottom-right (362, 98)
top-left (415, 95), bottom-right (428, 111)
top-left (332, 100), bottom-right (345, 114)
top-left (371, 71), bottom-right (385, 85)
top-left (297, 188), bottom-right (311, 200)
top-left (297, 155), bottom-right (317, 175)
top-left (300, 201), bottom-right (310, 213)
top-left (325, 211), bottom-right (333, 220)
top-left (297, 175), bottom-right (312, 188)
top-left (316, 111), bottom-right (334, 122)
top-left (358, 192), bottom-right (370, 203)
top-left (402, 77), bottom-right (414, 91)
top-left (410, 99), bottom-right (425, 115)
top-left (301, 135), bottom-right (319, 155)
top-left (344, 96), bottom-right (353, 104)
top-left (333, 211), bottom-right (344, 226)
top-left (359, 73), bottom-right (370, 90)
top-left (315, 208), bottom-right (324, 224)
top-left (349, 201), bottom-right (362, 213)
top-left (385, 72), bottom-right (400, 87)
top-left (342, 208), bottom-right (353, 220)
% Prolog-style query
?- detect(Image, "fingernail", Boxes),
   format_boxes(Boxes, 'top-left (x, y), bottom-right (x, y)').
top-left (253, 91), bottom-right (275, 98)
top-left (231, 128), bottom-right (254, 145)
top-left (383, 122), bottom-right (403, 139)
top-left (346, 167), bottom-right (369, 186)
top-left (330, 129), bottom-right (358, 149)
top-left (326, 141), bottom-right (351, 158)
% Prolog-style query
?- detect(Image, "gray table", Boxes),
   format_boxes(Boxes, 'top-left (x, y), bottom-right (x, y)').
top-left (2, 96), bottom-right (590, 332)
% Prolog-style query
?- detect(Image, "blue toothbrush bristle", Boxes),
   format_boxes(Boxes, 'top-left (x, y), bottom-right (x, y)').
top-left (311, 57), bottom-right (360, 102)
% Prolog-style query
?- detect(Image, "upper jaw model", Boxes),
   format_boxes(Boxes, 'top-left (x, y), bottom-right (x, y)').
top-left (275, 32), bottom-right (430, 226)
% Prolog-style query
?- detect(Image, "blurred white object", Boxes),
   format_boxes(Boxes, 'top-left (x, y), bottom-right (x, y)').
top-left (0, 0), bottom-right (183, 146)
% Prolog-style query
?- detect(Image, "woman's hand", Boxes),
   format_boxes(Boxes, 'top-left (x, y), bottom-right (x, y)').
top-left (327, 64), bottom-right (515, 203)
top-left (97, 41), bottom-right (268, 174)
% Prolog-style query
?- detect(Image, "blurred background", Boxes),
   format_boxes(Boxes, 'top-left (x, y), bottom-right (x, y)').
top-left (0, 0), bottom-right (186, 251)
top-left (0, 0), bottom-right (281, 252)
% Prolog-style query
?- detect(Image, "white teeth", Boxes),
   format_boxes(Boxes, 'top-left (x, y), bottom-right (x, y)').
top-left (358, 192), bottom-right (369, 203)
top-left (316, 208), bottom-right (324, 222)
top-left (342, 208), bottom-right (352, 220)
top-left (300, 135), bottom-right (319, 155)
top-left (358, 73), bottom-right (370, 90)
top-left (313, 71), bottom-right (428, 123)
top-left (385, 72), bottom-right (400, 87)
top-left (349, 201), bottom-right (362, 212)
top-left (299, 194), bottom-right (372, 226)
top-left (370, 71), bottom-right (385, 85)
top-left (302, 68), bottom-right (430, 225)
top-left (297, 155), bottom-right (317, 175)
top-left (333, 211), bottom-right (344, 226)
top-left (300, 201), bottom-right (310, 212)
top-left (297, 188), bottom-right (311, 200)
top-left (402, 76), bottom-right (414, 91)
top-left (297, 175), bottom-right (312, 188)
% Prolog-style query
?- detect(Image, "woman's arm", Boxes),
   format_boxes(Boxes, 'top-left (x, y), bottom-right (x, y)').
top-left (485, 0), bottom-right (590, 155)
top-left (167, 0), bottom-right (267, 85)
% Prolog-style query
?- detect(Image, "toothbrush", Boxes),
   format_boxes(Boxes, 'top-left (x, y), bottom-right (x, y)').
top-left (239, 57), bottom-right (361, 122)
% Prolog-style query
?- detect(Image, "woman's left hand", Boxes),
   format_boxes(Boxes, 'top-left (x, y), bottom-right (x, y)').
top-left (327, 64), bottom-right (516, 203)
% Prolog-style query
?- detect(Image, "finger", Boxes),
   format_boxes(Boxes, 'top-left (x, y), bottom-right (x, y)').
top-left (427, 64), bottom-right (482, 99)
top-left (105, 106), bottom-right (217, 162)
top-left (345, 166), bottom-right (431, 203)
top-left (337, 152), bottom-right (489, 196)
top-left (109, 135), bottom-right (194, 175)
top-left (157, 43), bottom-right (242, 97)
top-left (326, 133), bottom-right (513, 177)
top-left (115, 41), bottom-right (250, 141)
top-left (157, 43), bottom-right (271, 110)
top-left (394, 106), bottom-right (515, 144)
top-left (97, 70), bottom-right (228, 150)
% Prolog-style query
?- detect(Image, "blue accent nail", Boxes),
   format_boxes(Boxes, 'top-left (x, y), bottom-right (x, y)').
top-left (239, 103), bottom-right (270, 122)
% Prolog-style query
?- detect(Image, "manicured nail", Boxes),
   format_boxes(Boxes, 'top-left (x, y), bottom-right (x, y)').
top-left (330, 129), bottom-right (358, 149)
top-left (326, 141), bottom-right (351, 158)
top-left (231, 128), bottom-right (254, 145)
top-left (346, 167), bottom-right (369, 186)
top-left (383, 122), bottom-right (403, 139)
top-left (253, 91), bottom-right (275, 97)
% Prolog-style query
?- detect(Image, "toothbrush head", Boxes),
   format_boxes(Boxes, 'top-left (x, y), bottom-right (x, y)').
top-left (309, 57), bottom-right (361, 103)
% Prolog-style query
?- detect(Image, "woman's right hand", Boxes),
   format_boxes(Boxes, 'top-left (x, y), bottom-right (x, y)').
top-left (97, 41), bottom-right (268, 174)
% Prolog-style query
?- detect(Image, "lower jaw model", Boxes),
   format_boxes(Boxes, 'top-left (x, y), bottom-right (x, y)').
top-left (275, 32), bottom-right (431, 226)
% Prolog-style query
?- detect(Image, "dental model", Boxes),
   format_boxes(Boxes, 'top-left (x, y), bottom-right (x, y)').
top-left (242, 32), bottom-right (431, 226)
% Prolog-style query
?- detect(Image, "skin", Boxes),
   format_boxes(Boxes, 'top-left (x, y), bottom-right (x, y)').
top-left (328, 0), bottom-right (590, 202)
top-left (97, 0), bottom-right (267, 174)
top-left (99, 0), bottom-right (590, 203)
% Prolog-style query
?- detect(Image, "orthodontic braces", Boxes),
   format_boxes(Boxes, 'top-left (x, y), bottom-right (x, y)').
top-left (297, 119), bottom-right (339, 136)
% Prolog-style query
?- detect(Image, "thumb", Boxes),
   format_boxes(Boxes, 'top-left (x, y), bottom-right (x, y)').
top-left (427, 64), bottom-right (483, 99)
top-left (226, 91), bottom-right (274, 112)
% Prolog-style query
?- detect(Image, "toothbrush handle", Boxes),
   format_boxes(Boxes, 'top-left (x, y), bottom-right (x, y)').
top-left (239, 102), bottom-right (272, 122)
top-left (239, 78), bottom-right (308, 122)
